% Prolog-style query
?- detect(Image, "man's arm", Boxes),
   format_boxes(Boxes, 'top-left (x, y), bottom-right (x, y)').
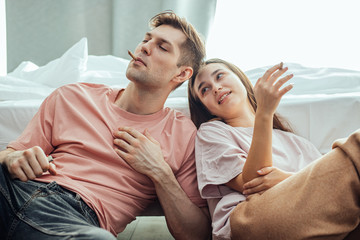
top-left (151, 165), bottom-right (211, 239)
top-left (114, 127), bottom-right (211, 240)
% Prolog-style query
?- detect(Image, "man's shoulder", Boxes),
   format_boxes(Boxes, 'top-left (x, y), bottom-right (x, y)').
top-left (164, 107), bottom-right (196, 131)
top-left (53, 82), bottom-right (113, 99)
top-left (57, 82), bottom-right (111, 92)
top-left (159, 108), bottom-right (197, 144)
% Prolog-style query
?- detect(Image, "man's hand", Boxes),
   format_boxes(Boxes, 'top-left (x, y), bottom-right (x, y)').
top-left (113, 127), bottom-right (171, 179)
top-left (2, 146), bottom-right (56, 181)
top-left (242, 166), bottom-right (293, 195)
top-left (114, 127), bottom-right (211, 240)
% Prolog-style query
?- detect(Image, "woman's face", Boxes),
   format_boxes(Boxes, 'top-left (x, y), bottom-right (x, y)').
top-left (193, 63), bottom-right (250, 120)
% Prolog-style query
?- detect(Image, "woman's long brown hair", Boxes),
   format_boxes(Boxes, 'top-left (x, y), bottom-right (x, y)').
top-left (188, 58), bottom-right (293, 132)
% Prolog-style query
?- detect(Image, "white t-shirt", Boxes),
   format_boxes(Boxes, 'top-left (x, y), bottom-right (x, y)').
top-left (195, 120), bottom-right (322, 240)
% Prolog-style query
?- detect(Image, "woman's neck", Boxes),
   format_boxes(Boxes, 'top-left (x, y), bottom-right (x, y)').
top-left (225, 102), bottom-right (256, 128)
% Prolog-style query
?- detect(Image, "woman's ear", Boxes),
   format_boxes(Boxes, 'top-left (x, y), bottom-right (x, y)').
top-left (173, 66), bottom-right (193, 84)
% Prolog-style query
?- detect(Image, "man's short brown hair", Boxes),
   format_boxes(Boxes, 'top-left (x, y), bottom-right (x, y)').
top-left (149, 11), bottom-right (206, 80)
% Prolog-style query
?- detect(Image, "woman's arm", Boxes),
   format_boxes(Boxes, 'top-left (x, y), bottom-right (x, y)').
top-left (226, 108), bottom-right (273, 193)
top-left (226, 63), bottom-right (293, 192)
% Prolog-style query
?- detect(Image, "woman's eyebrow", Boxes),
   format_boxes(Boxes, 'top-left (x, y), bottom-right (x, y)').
top-left (198, 82), bottom-right (205, 91)
top-left (211, 69), bottom-right (221, 77)
top-left (197, 69), bottom-right (222, 92)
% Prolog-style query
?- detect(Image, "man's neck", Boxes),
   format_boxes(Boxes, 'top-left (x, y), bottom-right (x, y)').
top-left (115, 83), bottom-right (170, 115)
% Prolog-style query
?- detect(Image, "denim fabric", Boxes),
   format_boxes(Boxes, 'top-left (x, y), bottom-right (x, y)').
top-left (0, 166), bottom-right (116, 240)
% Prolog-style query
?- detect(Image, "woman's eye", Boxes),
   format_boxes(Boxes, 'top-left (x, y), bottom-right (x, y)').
top-left (142, 39), bottom-right (149, 43)
top-left (216, 73), bottom-right (224, 80)
top-left (201, 87), bottom-right (209, 95)
top-left (159, 45), bottom-right (167, 51)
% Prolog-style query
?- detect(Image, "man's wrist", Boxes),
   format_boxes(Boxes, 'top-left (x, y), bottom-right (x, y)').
top-left (149, 164), bottom-right (174, 184)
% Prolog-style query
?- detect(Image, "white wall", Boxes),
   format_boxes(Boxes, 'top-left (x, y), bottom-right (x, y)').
top-left (207, 0), bottom-right (360, 71)
top-left (0, 0), bottom-right (6, 75)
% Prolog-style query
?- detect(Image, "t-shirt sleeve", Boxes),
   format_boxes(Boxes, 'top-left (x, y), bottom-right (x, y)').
top-left (195, 121), bottom-right (248, 199)
top-left (174, 128), bottom-right (207, 208)
top-left (7, 90), bottom-right (57, 154)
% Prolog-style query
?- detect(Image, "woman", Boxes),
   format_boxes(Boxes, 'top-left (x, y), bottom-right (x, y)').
top-left (188, 58), bottom-right (360, 240)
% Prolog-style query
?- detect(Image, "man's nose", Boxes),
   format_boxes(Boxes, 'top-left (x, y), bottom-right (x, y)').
top-left (141, 42), bottom-right (151, 55)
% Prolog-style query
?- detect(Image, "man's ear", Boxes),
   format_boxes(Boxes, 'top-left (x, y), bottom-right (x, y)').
top-left (173, 66), bottom-right (193, 84)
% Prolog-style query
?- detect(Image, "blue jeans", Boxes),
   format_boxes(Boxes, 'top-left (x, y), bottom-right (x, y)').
top-left (0, 165), bottom-right (116, 240)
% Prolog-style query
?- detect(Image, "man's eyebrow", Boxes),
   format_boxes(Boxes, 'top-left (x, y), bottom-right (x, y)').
top-left (145, 32), bottom-right (173, 48)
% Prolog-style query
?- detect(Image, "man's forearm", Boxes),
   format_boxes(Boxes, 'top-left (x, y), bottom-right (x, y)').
top-left (151, 169), bottom-right (211, 240)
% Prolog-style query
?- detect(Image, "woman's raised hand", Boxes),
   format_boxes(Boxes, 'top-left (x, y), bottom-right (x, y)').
top-left (254, 63), bottom-right (294, 116)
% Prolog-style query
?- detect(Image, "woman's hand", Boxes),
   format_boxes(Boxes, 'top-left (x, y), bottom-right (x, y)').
top-left (242, 166), bottom-right (293, 195)
top-left (254, 63), bottom-right (294, 116)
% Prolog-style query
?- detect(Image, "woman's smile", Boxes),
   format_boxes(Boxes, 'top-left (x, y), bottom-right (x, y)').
top-left (217, 91), bottom-right (232, 104)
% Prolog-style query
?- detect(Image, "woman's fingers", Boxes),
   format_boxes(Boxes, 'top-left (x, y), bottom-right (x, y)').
top-left (278, 82), bottom-right (294, 96)
top-left (273, 73), bottom-right (294, 92)
top-left (257, 166), bottom-right (274, 175)
top-left (258, 64), bottom-right (294, 95)
top-left (243, 181), bottom-right (266, 195)
top-left (262, 62), bottom-right (284, 82)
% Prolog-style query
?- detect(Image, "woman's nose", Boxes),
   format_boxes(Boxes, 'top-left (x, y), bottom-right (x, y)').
top-left (213, 86), bottom-right (223, 95)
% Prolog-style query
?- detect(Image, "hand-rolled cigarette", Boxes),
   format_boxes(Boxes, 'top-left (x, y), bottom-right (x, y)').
top-left (279, 62), bottom-right (283, 70)
top-left (47, 155), bottom-right (54, 163)
top-left (128, 50), bottom-right (136, 61)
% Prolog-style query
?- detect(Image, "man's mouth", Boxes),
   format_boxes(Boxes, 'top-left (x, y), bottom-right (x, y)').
top-left (127, 50), bottom-right (147, 66)
top-left (135, 57), bottom-right (146, 66)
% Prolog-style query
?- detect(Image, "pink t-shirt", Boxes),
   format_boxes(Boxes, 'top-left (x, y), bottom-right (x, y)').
top-left (8, 83), bottom-right (206, 235)
top-left (195, 120), bottom-right (322, 240)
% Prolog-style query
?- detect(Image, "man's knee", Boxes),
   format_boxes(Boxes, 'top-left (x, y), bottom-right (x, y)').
top-left (332, 130), bottom-right (360, 165)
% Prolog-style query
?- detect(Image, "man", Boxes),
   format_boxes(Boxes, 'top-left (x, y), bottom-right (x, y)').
top-left (0, 11), bottom-right (211, 240)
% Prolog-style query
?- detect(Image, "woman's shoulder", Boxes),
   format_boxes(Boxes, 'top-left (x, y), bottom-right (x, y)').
top-left (199, 120), bottom-right (229, 131)
top-left (273, 129), bottom-right (310, 143)
top-left (199, 120), bottom-right (253, 134)
top-left (198, 120), bottom-right (231, 136)
top-left (197, 120), bottom-right (253, 143)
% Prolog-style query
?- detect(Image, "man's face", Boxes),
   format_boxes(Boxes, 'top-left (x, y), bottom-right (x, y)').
top-left (126, 24), bottom-right (187, 89)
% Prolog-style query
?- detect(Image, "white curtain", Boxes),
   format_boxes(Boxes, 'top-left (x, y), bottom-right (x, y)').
top-left (0, 0), bottom-right (6, 76)
top-left (5, 0), bottom-right (217, 72)
top-left (112, 0), bottom-right (217, 58)
top-left (6, 0), bottom-right (114, 72)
